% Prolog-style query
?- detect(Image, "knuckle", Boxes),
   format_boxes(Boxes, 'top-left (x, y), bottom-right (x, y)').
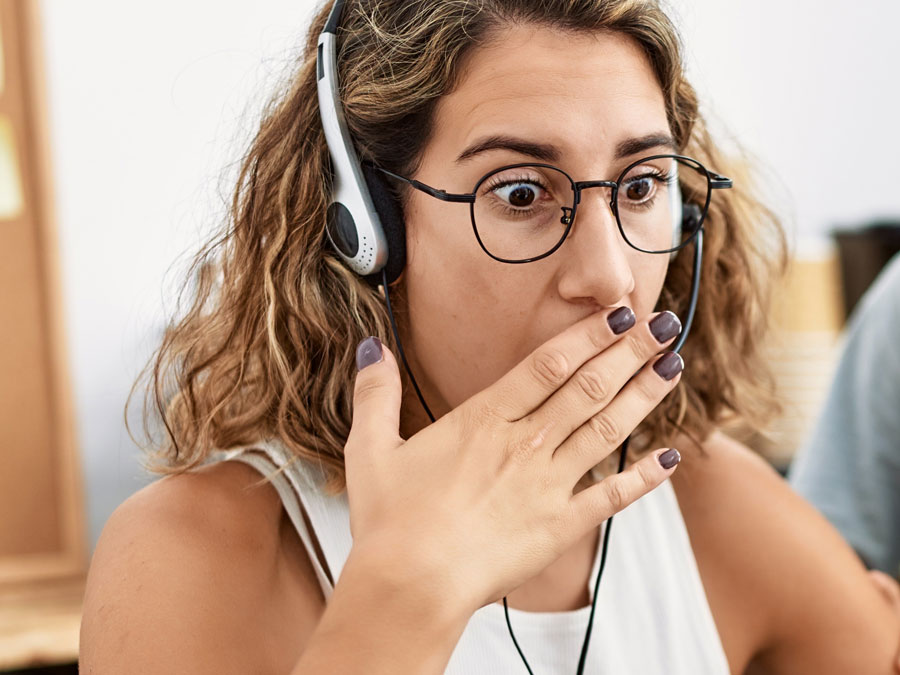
top-left (606, 476), bottom-right (631, 512)
top-left (634, 375), bottom-right (662, 404)
top-left (587, 410), bottom-right (621, 446)
top-left (505, 420), bottom-right (550, 464)
top-left (506, 433), bottom-right (538, 464)
top-left (353, 376), bottom-right (382, 406)
top-left (525, 422), bottom-right (551, 453)
top-left (457, 399), bottom-right (500, 438)
top-left (633, 459), bottom-right (658, 492)
top-left (623, 333), bottom-right (648, 361)
top-left (575, 368), bottom-right (609, 404)
top-left (472, 389), bottom-right (513, 425)
top-left (530, 349), bottom-right (570, 388)
top-left (587, 319), bottom-right (609, 351)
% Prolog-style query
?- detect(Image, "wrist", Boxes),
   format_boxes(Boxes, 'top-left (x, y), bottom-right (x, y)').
top-left (296, 541), bottom-right (474, 675)
top-left (343, 535), bottom-right (478, 628)
top-left (306, 540), bottom-right (474, 674)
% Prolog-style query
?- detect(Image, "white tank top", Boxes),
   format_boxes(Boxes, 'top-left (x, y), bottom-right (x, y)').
top-left (204, 440), bottom-right (730, 673)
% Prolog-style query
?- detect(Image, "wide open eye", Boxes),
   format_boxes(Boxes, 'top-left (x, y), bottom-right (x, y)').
top-left (473, 164), bottom-right (574, 261)
top-left (621, 171), bottom-right (669, 207)
top-left (623, 175), bottom-right (655, 203)
top-left (618, 157), bottom-right (678, 212)
top-left (491, 180), bottom-right (547, 209)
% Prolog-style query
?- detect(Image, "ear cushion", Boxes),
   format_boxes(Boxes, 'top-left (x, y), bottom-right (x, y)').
top-left (362, 163), bottom-right (406, 288)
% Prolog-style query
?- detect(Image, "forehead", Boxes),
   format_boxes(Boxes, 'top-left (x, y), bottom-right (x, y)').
top-left (430, 24), bottom-right (670, 171)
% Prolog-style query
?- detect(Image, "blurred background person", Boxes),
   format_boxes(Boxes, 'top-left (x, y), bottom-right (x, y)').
top-left (789, 252), bottom-right (900, 580)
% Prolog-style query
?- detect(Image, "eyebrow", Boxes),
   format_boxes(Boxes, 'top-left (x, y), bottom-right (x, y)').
top-left (455, 132), bottom-right (677, 164)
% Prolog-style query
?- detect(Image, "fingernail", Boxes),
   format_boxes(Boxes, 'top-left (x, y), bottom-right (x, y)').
top-left (653, 351), bottom-right (684, 381)
top-left (607, 306), bottom-right (636, 335)
top-left (356, 336), bottom-right (383, 371)
top-left (649, 311), bottom-right (682, 343)
top-left (658, 448), bottom-right (681, 469)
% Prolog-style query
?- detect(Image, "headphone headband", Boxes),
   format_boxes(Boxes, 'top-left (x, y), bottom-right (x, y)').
top-left (317, 0), bottom-right (407, 286)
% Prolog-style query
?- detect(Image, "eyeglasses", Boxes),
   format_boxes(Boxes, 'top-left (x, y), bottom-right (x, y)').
top-left (372, 154), bottom-right (733, 263)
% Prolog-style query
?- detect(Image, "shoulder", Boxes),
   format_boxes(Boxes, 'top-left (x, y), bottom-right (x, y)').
top-left (80, 459), bottom-right (319, 674)
top-left (671, 431), bottom-right (900, 674)
top-left (89, 459), bottom-right (286, 579)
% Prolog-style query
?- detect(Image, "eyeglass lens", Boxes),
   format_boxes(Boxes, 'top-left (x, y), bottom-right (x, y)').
top-left (472, 156), bottom-right (709, 261)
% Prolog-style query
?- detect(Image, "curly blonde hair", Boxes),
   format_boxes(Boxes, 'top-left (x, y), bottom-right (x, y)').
top-left (130, 0), bottom-right (787, 494)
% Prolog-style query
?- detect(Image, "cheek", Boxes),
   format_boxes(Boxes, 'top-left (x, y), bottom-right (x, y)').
top-left (400, 196), bottom-right (546, 400)
top-left (403, 193), bottom-right (471, 273)
top-left (628, 251), bottom-right (670, 317)
top-left (403, 191), bottom-right (520, 301)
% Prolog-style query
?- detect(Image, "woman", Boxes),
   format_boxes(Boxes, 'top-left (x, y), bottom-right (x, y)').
top-left (80, 0), bottom-right (900, 673)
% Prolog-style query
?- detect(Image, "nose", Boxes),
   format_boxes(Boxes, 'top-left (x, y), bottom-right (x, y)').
top-left (556, 186), bottom-right (635, 306)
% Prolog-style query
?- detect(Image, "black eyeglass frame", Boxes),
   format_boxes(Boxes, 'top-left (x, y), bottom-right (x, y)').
top-left (371, 154), bottom-right (733, 264)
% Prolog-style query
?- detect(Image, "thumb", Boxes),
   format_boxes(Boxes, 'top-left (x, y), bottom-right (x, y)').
top-left (349, 336), bottom-right (403, 449)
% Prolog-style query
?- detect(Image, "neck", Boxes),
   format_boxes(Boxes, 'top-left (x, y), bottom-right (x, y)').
top-left (399, 384), bottom-right (440, 440)
top-left (394, 332), bottom-right (450, 440)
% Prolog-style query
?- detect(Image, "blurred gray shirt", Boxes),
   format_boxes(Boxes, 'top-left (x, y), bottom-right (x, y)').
top-left (788, 252), bottom-right (900, 576)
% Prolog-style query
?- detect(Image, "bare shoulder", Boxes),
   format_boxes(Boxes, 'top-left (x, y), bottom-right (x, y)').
top-left (671, 430), bottom-right (899, 674)
top-left (80, 459), bottom-right (323, 675)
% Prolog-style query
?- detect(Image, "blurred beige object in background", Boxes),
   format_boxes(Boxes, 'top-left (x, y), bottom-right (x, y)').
top-left (0, 0), bottom-right (86, 670)
top-left (728, 237), bottom-right (846, 470)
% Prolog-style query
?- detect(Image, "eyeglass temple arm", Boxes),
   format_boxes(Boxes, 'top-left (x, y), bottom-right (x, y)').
top-left (710, 173), bottom-right (733, 190)
top-left (369, 164), bottom-right (475, 203)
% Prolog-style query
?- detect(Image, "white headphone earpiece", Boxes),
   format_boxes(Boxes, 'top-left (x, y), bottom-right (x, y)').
top-left (316, 4), bottom-right (389, 277)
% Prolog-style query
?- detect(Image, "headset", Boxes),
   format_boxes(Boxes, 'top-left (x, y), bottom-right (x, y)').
top-left (316, 0), bottom-right (405, 288)
top-left (315, 0), bottom-right (709, 672)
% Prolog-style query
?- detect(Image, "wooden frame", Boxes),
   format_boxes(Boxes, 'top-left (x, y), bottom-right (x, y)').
top-left (0, 0), bottom-right (86, 587)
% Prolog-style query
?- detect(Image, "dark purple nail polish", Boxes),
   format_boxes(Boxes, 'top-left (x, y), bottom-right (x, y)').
top-left (607, 306), bottom-right (636, 335)
top-left (356, 336), bottom-right (383, 371)
top-left (649, 311), bottom-right (682, 343)
top-left (658, 448), bottom-right (681, 469)
top-left (653, 351), bottom-right (684, 381)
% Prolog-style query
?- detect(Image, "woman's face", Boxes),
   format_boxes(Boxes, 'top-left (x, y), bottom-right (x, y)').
top-left (398, 25), bottom-right (673, 432)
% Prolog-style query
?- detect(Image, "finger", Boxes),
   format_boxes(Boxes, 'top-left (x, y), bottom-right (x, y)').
top-left (869, 570), bottom-right (900, 610)
top-left (484, 306), bottom-right (638, 422)
top-left (553, 352), bottom-right (684, 481)
top-left (520, 311), bottom-right (682, 451)
top-left (570, 447), bottom-right (681, 532)
top-left (347, 336), bottom-right (404, 453)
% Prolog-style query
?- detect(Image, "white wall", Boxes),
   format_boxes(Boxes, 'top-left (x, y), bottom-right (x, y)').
top-left (39, 0), bottom-right (321, 551)
top-left (671, 0), bottom-right (900, 240)
top-left (36, 0), bottom-right (900, 552)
